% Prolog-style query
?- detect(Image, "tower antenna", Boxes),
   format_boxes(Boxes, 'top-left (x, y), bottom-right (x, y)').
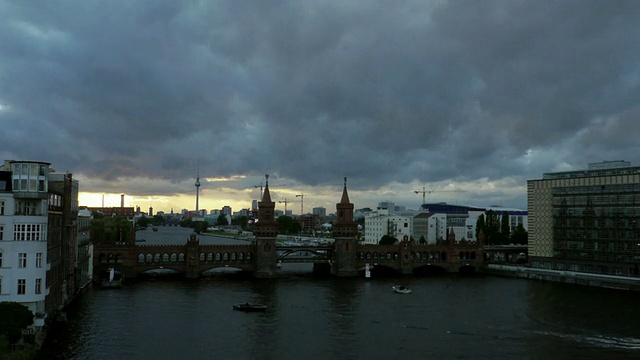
top-left (195, 160), bottom-right (201, 212)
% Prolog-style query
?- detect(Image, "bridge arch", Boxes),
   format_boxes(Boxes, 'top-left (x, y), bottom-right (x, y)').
top-left (413, 264), bottom-right (448, 275)
top-left (278, 248), bottom-right (329, 259)
top-left (458, 264), bottom-right (476, 274)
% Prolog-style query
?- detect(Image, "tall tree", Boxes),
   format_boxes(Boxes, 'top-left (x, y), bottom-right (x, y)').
top-left (91, 217), bottom-right (133, 243)
top-left (500, 212), bottom-right (510, 244)
top-left (136, 215), bottom-right (149, 228)
top-left (0, 302), bottom-right (33, 344)
top-left (483, 210), bottom-right (501, 245)
top-left (231, 216), bottom-right (249, 230)
top-left (379, 235), bottom-right (397, 245)
top-left (475, 214), bottom-right (485, 239)
top-left (276, 216), bottom-right (301, 235)
top-left (216, 214), bottom-right (228, 226)
top-left (511, 224), bottom-right (528, 245)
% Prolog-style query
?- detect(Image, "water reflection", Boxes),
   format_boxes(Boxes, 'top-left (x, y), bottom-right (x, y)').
top-left (38, 274), bottom-right (640, 360)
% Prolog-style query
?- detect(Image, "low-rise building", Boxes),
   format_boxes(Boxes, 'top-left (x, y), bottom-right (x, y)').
top-left (363, 208), bottom-right (412, 244)
top-left (413, 212), bottom-right (447, 244)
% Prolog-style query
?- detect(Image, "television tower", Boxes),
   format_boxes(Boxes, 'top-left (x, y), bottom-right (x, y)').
top-left (195, 162), bottom-right (201, 212)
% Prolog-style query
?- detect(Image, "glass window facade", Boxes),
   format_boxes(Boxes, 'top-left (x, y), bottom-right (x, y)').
top-left (11, 162), bottom-right (49, 193)
top-left (552, 184), bottom-right (640, 264)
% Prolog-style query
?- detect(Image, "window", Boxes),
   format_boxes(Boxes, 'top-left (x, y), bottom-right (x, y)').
top-left (0, 252), bottom-right (2, 267)
top-left (13, 223), bottom-right (43, 241)
top-left (17, 279), bottom-right (26, 295)
top-left (19, 253), bottom-right (27, 268)
top-left (36, 253), bottom-right (43, 268)
top-left (0, 277), bottom-right (2, 294)
top-left (15, 201), bottom-right (37, 216)
top-left (0, 225), bottom-right (3, 241)
top-left (0, 201), bottom-right (4, 215)
top-left (35, 278), bottom-right (42, 294)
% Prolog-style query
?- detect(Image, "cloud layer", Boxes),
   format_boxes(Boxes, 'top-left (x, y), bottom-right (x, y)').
top-left (2, 0), bottom-right (639, 212)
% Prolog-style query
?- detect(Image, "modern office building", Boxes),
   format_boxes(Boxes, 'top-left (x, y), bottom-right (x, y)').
top-left (312, 206), bottom-right (326, 217)
top-left (527, 161), bottom-right (640, 276)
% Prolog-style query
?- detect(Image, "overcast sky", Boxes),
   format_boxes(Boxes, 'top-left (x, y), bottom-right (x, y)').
top-left (2, 0), bottom-right (640, 214)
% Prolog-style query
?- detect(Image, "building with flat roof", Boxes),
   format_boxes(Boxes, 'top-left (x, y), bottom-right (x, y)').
top-left (0, 160), bottom-right (81, 328)
top-left (363, 208), bottom-right (412, 245)
top-left (527, 161), bottom-right (640, 276)
top-left (312, 206), bottom-right (326, 217)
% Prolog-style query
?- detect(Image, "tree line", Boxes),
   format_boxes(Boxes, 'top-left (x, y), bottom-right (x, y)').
top-left (475, 210), bottom-right (527, 245)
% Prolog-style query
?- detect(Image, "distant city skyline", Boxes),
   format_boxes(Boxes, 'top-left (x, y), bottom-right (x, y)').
top-left (77, 177), bottom-right (524, 217)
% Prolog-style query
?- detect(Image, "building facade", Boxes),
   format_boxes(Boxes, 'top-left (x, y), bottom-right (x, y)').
top-left (0, 161), bottom-right (51, 327)
top-left (363, 208), bottom-right (412, 245)
top-left (527, 161), bottom-right (640, 276)
top-left (0, 160), bottom-right (80, 328)
top-left (412, 212), bottom-right (447, 244)
top-left (312, 206), bottom-right (326, 217)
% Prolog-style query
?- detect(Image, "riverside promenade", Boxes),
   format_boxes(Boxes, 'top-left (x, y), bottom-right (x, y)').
top-left (485, 263), bottom-right (640, 291)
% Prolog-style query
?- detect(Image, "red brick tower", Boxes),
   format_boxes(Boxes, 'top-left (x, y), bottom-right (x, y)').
top-left (253, 174), bottom-right (279, 278)
top-left (331, 177), bottom-right (358, 277)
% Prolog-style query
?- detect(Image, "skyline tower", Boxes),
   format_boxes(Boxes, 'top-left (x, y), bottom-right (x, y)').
top-left (195, 163), bottom-right (201, 212)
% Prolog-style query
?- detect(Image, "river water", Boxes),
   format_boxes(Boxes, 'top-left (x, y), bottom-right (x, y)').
top-left (38, 228), bottom-right (640, 360)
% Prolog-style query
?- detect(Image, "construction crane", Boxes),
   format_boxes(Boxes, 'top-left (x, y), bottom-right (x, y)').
top-left (414, 186), bottom-right (434, 205)
top-left (278, 198), bottom-right (293, 214)
top-left (295, 193), bottom-right (305, 215)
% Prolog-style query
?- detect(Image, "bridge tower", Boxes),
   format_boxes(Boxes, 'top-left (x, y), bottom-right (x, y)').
top-left (331, 177), bottom-right (358, 277)
top-left (253, 174), bottom-right (279, 278)
top-left (185, 233), bottom-right (201, 278)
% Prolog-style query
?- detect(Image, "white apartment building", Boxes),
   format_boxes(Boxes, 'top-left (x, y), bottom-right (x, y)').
top-left (413, 212), bottom-right (447, 244)
top-left (363, 208), bottom-right (413, 245)
top-left (0, 161), bottom-right (51, 326)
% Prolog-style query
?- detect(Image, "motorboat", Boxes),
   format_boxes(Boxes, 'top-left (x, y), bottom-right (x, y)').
top-left (392, 285), bottom-right (411, 294)
top-left (233, 303), bottom-right (268, 312)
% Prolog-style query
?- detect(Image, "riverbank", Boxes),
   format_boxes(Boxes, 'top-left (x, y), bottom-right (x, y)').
top-left (485, 263), bottom-right (640, 291)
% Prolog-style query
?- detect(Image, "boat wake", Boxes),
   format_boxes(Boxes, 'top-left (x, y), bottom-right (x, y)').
top-left (536, 331), bottom-right (640, 350)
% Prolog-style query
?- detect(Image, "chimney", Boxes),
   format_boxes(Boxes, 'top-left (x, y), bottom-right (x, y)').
top-left (121, 194), bottom-right (124, 208)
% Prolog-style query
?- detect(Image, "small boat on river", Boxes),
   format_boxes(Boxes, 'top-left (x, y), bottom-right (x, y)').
top-left (392, 285), bottom-right (411, 294)
top-left (101, 268), bottom-right (123, 289)
top-left (233, 303), bottom-right (268, 312)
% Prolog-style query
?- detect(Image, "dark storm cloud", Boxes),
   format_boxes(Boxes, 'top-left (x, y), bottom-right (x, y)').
top-left (1, 0), bottom-right (639, 206)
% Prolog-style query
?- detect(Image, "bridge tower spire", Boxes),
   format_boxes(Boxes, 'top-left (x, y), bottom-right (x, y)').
top-left (253, 174), bottom-right (279, 278)
top-left (331, 177), bottom-right (358, 277)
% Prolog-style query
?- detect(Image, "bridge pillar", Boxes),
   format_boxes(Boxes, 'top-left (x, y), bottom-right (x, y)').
top-left (185, 233), bottom-right (201, 279)
top-left (399, 238), bottom-right (414, 275)
top-left (254, 238), bottom-right (278, 278)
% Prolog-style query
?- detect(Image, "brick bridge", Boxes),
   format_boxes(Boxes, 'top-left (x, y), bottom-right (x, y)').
top-left (93, 177), bottom-right (483, 280)
top-left (93, 231), bottom-right (483, 280)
